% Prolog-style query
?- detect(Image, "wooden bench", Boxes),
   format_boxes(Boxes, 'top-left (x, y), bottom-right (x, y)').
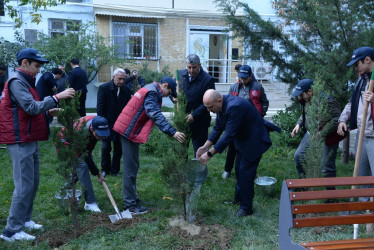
top-left (279, 176), bottom-right (374, 249)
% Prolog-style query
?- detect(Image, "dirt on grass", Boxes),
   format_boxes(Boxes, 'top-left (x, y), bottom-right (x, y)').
top-left (35, 213), bottom-right (152, 248)
top-left (168, 217), bottom-right (234, 249)
top-left (35, 214), bottom-right (233, 249)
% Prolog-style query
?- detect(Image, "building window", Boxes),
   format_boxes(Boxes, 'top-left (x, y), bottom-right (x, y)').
top-left (113, 22), bottom-right (158, 59)
top-left (0, 0), bottom-right (4, 16)
top-left (49, 19), bottom-right (81, 37)
top-left (24, 29), bottom-right (38, 43)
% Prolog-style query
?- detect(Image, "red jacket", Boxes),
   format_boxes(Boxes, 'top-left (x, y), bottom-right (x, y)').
top-left (0, 75), bottom-right (47, 144)
top-left (113, 86), bottom-right (158, 144)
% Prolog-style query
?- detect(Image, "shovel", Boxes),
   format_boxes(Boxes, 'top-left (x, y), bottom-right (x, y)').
top-left (101, 181), bottom-right (132, 223)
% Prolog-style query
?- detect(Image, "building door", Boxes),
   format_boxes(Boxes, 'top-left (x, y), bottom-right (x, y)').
top-left (189, 29), bottom-right (230, 83)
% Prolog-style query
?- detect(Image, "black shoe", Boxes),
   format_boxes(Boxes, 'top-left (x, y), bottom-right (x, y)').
top-left (235, 208), bottom-right (253, 217)
top-left (223, 199), bottom-right (240, 205)
top-left (128, 205), bottom-right (148, 215)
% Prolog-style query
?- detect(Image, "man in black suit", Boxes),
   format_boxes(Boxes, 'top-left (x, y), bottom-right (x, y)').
top-left (97, 68), bottom-right (132, 177)
top-left (69, 58), bottom-right (88, 117)
top-left (36, 68), bottom-right (62, 100)
top-left (178, 54), bottom-right (215, 156)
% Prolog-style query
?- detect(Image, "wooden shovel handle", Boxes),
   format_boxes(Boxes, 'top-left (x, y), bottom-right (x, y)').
top-left (102, 181), bottom-right (119, 209)
top-left (353, 79), bottom-right (374, 177)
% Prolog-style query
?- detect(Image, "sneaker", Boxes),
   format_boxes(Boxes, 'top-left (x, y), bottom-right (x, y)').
top-left (84, 202), bottom-right (101, 213)
top-left (0, 230), bottom-right (35, 242)
top-left (102, 171), bottom-right (107, 178)
top-left (222, 171), bottom-right (231, 179)
top-left (128, 205), bottom-right (148, 215)
top-left (0, 230), bottom-right (15, 242)
top-left (25, 220), bottom-right (43, 230)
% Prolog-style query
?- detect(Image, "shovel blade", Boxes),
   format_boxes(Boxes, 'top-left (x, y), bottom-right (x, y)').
top-left (108, 209), bottom-right (132, 223)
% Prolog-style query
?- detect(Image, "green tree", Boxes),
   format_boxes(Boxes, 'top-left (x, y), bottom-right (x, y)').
top-left (3, 0), bottom-right (66, 28)
top-left (215, 0), bottom-right (374, 102)
top-left (30, 22), bottom-right (123, 83)
top-left (159, 74), bottom-right (192, 221)
top-left (52, 94), bottom-right (88, 237)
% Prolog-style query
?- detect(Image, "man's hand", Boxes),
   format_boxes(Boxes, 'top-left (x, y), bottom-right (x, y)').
top-left (291, 124), bottom-right (300, 138)
top-left (186, 114), bottom-right (194, 124)
top-left (196, 146), bottom-right (209, 158)
top-left (56, 88), bottom-right (75, 100)
top-left (365, 91), bottom-right (374, 104)
top-left (198, 152), bottom-right (210, 165)
top-left (48, 108), bottom-right (63, 117)
top-left (97, 174), bottom-right (106, 184)
top-left (337, 122), bottom-right (347, 136)
top-left (173, 131), bottom-right (186, 143)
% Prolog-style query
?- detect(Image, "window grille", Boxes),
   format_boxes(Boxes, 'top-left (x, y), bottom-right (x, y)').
top-left (113, 22), bottom-right (157, 59)
top-left (49, 19), bottom-right (81, 37)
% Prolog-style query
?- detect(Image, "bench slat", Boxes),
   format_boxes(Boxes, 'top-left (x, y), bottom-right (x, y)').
top-left (292, 201), bottom-right (374, 214)
top-left (301, 237), bottom-right (374, 249)
top-left (286, 176), bottom-right (374, 188)
top-left (294, 214), bottom-right (374, 228)
top-left (289, 188), bottom-right (374, 201)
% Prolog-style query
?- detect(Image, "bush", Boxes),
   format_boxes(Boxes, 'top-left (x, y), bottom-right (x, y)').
top-left (138, 62), bottom-right (173, 84)
top-left (271, 106), bottom-right (303, 148)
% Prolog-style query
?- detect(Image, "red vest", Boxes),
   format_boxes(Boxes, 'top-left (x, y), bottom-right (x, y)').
top-left (0, 75), bottom-right (48, 144)
top-left (113, 85), bottom-right (160, 144)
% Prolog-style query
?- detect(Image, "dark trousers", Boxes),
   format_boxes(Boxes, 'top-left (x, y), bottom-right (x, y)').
top-left (234, 153), bottom-right (261, 212)
top-left (77, 91), bottom-right (86, 117)
top-left (224, 142), bottom-right (236, 173)
top-left (190, 123), bottom-right (209, 157)
top-left (101, 135), bottom-right (122, 174)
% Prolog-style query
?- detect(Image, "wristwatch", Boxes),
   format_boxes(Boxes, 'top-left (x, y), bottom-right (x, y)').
top-left (207, 151), bottom-right (213, 158)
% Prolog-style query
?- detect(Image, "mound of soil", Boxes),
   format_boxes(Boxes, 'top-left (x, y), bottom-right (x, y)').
top-left (169, 218), bottom-right (234, 249)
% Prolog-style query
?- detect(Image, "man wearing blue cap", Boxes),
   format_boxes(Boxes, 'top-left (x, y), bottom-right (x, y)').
top-left (338, 47), bottom-right (374, 193)
top-left (0, 48), bottom-right (75, 242)
top-left (222, 65), bottom-right (269, 180)
top-left (58, 115), bottom-right (109, 213)
top-left (114, 77), bottom-right (186, 215)
top-left (291, 79), bottom-right (342, 184)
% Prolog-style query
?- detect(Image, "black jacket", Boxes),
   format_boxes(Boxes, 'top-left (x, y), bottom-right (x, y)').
top-left (178, 67), bottom-right (215, 128)
top-left (97, 80), bottom-right (131, 138)
top-left (36, 72), bottom-right (56, 100)
top-left (68, 66), bottom-right (88, 93)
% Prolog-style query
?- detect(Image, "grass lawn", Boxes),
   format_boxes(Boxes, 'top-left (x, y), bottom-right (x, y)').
top-left (0, 131), bottom-right (366, 249)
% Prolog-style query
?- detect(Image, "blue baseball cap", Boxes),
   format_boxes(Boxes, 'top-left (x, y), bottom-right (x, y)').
top-left (292, 79), bottom-right (314, 97)
top-left (16, 48), bottom-right (49, 63)
top-left (160, 76), bottom-right (178, 98)
top-left (346, 47), bottom-right (374, 67)
top-left (92, 116), bottom-right (110, 137)
top-left (238, 65), bottom-right (252, 79)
